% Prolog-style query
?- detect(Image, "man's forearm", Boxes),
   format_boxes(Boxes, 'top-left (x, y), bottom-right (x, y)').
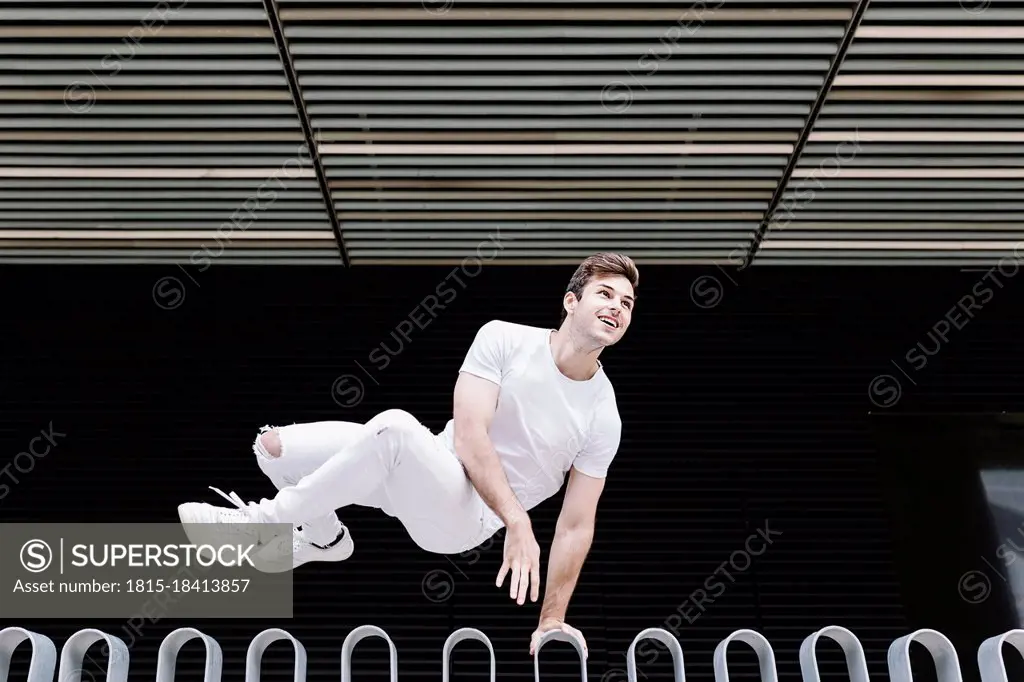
top-left (455, 429), bottom-right (530, 529)
top-left (540, 524), bottom-right (594, 621)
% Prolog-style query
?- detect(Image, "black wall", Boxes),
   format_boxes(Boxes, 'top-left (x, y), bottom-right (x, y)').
top-left (3, 264), bottom-right (1024, 682)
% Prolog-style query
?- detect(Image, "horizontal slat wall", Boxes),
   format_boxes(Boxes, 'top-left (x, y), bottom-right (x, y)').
top-left (279, 0), bottom-right (855, 264)
top-left (758, 0), bottom-right (1024, 265)
top-left (0, 265), bottom-right (945, 682)
top-left (0, 0), bottom-right (340, 264)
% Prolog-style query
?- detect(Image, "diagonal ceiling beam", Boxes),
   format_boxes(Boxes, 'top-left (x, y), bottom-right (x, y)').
top-left (262, 0), bottom-right (350, 267)
top-left (743, 0), bottom-right (873, 268)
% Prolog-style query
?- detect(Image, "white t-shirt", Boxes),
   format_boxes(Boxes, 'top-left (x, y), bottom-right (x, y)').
top-left (441, 319), bottom-right (622, 533)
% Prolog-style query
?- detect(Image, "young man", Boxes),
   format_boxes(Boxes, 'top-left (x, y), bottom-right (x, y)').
top-left (177, 252), bottom-right (637, 653)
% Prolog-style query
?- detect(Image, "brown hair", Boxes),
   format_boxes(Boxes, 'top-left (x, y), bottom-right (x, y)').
top-left (561, 252), bottom-right (639, 322)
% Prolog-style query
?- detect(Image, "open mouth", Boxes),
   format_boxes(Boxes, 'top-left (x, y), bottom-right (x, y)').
top-left (598, 315), bottom-right (619, 329)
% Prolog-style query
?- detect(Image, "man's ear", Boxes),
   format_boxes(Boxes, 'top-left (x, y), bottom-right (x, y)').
top-left (563, 291), bottom-right (578, 317)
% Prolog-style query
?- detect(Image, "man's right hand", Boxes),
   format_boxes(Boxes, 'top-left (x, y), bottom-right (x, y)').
top-left (496, 519), bottom-right (541, 605)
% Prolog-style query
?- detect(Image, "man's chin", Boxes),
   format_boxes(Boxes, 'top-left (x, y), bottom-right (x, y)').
top-left (576, 321), bottom-right (621, 347)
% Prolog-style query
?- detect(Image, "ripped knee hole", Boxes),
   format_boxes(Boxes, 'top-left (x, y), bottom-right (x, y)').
top-left (259, 429), bottom-right (282, 458)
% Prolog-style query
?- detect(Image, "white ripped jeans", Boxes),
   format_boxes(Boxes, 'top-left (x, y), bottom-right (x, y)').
top-left (251, 409), bottom-right (491, 555)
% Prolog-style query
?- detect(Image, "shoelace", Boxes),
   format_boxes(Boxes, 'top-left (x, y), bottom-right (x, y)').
top-left (205, 486), bottom-right (279, 545)
top-left (208, 486), bottom-right (248, 510)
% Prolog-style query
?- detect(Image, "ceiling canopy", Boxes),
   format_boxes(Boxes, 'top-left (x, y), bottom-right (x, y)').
top-left (1, 0), bottom-right (1021, 265)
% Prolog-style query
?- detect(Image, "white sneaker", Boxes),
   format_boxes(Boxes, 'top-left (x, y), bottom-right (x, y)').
top-left (254, 525), bottom-right (354, 573)
top-left (177, 486), bottom-right (284, 552)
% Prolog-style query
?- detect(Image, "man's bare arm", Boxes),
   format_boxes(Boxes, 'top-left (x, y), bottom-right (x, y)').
top-left (452, 371), bottom-right (528, 528)
top-left (453, 371), bottom-right (541, 603)
top-left (539, 467), bottom-right (605, 622)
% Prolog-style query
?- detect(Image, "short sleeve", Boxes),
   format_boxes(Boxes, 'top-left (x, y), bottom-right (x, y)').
top-left (459, 319), bottom-right (511, 386)
top-left (572, 396), bottom-right (622, 479)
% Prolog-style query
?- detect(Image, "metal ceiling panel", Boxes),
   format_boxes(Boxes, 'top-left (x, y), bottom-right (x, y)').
top-left (0, 0), bottom-right (340, 264)
top-left (756, 0), bottom-right (1024, 265)
top-left (280, 0), bottom-right (857, 264)
top-left (3, 0), bottom-right (1020, 266)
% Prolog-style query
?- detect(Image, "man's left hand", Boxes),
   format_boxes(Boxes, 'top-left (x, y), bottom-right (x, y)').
top-left (529, 618), bottom-right (587, 658)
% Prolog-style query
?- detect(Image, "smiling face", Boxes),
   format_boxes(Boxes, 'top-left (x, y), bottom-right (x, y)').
top-left (564, 274), bottom-right (635, 347)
